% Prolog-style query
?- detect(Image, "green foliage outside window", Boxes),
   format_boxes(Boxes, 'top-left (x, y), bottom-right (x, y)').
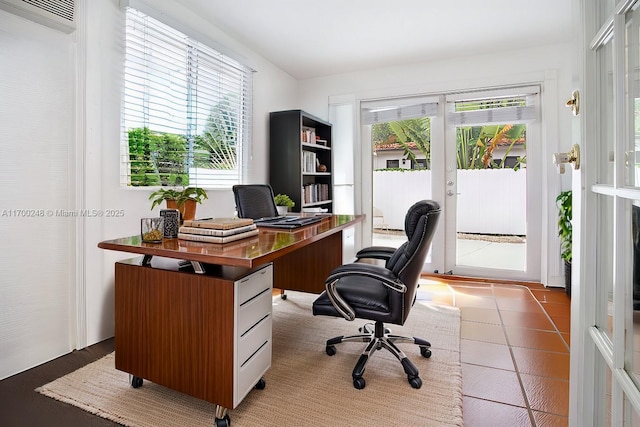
top-left (127, 97), bottom-right (241, 187)
top-left (128, 127), bottom-right (189, 187)
top-left (456, 124), bottom-right (527, 171)
top-left (373, 120), bottom-right (526, 172)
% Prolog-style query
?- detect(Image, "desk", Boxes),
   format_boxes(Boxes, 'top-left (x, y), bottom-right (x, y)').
top-left (98, 214), bottom-right (363, 426)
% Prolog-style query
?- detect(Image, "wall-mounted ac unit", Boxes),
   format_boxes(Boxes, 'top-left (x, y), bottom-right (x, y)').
top-left (0, 0), bottom-right (76, 33)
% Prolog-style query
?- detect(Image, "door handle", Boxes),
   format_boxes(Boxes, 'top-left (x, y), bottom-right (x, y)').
top-left (552, 144), bottom-right (580, 174)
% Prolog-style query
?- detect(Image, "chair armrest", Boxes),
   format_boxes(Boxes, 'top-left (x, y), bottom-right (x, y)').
top-left (355, 246), bottom-right (396, 261)
top-left (325, 263), bottom-right (406, 321)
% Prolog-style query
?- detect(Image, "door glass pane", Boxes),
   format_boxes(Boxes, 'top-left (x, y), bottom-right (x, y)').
top-left (371, 118), bottom-right (432, 251)
top-left (599, 39), bottom-right (615, 185)
top-left (597, 194), bottom-right (615, 338)
top-left (455, 124), bottom-right (526, 271)
top-left (600, 351), bottom-right (613, 427)
top-left (629, 202), bottom-right (640, 388)
top-left (626, 7), bottom-right (640, 187)
top-left (599, 1), bottom-right (616, 25)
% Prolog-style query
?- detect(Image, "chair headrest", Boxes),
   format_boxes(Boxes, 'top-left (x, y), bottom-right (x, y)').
top-left (404, 200), bottom-right (441, 240)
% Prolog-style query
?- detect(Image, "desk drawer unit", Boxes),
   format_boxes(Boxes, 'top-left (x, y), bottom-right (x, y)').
top-left (114, 258), bottom-right (273, 415)
top-left (234, 264), bottom-right (273, 406)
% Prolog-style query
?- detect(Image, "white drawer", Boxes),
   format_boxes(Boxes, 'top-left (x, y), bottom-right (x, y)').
top-left (237, 288), bottom-right (272, 336)
top-left (235, 340), bottom-right (271, 407)
top-left (237, 264), bottom-right (272, 304)
top-left (237, 313), bottom-right (271, 365)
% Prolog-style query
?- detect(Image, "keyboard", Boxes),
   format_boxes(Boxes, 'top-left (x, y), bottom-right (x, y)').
top-left (253, 215), bottom-right (289, 223)
top-left (256, 216), bottom-right (323, 229)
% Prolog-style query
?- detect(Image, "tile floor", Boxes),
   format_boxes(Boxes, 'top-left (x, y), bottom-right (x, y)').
top-left (418, 277), bottom-right (571, 427)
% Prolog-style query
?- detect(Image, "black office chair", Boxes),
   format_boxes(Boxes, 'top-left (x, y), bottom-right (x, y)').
top-left (232, 184), bottom-right (280, 220)
top-left (312, 200), bottom-right (441, 389)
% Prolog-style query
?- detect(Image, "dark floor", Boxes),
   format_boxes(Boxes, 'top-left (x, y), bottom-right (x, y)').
top-left (0, 280), bottom-right (570, 427)
top-left (0, 338), bottom-right (116, 426)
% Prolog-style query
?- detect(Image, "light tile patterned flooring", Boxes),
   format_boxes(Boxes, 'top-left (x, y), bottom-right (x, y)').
top-left (418, 277), bottom-right (571, 427)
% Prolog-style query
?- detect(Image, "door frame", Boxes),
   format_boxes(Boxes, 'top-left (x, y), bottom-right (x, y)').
top-left (357, 77), bottom-right (559, 283)
top-left (571, 0), bottom-right (640, 425)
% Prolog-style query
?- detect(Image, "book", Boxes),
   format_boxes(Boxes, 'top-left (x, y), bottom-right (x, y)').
top-left (182, 217), bottom-right (254, 230)
top-left (178, 229), bottom-right (259, 244)
top-left (178, 224), bottom-right (257, 237)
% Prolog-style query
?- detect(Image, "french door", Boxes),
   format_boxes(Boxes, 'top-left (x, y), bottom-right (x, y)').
top-left (572, 1), bottom-right (640, 425)
top-left (360, 87), bottom-right (542, 282)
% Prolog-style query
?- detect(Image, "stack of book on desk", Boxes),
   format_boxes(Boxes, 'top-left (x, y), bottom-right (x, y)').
top-left (178, 217), bottom-right (258, 243)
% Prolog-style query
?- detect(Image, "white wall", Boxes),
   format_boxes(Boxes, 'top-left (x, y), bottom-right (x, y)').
top-left (0, 9), bottom-right (76, 378)
top-left (82, 0), bottom-right (299, 346)
top-left (298, 42), bottom-right (573, 286)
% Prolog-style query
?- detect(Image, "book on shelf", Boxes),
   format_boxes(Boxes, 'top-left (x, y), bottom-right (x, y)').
top-left (182, 217), bottom-right (254, 230)
top-left (303, 183), bottom-right (329, 204)
top-left (301, 126), bottom-right (316, 144)
top-left (178, 223), bottom-right (257, 237)
top-left (178, 228), bottom-right (259, 244)
top-left (302, 151), bottom-right (317, 173)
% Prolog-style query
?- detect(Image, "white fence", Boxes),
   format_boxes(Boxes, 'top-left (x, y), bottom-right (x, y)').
top-left (373, 169), bottom-right (526, 235)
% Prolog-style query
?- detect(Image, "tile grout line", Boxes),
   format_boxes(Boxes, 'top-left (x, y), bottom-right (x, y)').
top-left (490, 284), bottom-right (538, 427)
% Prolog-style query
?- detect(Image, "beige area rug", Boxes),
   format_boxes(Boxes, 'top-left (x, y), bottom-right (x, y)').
top-left (37, 292), bottom-right (463, 426)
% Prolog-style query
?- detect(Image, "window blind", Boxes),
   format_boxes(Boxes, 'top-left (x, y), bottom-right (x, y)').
top-left (121, 7), bottom-right (252, 188)
top-left (448, 91), bottom-right (538, 126)
top-left (361, 96), bottom-right (439, 125)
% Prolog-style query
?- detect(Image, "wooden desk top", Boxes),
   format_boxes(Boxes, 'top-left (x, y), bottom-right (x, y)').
top-left (98, 214), bottom-right (363, 268)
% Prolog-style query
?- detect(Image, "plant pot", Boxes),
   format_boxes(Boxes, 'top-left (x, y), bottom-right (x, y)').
top-left (564, 260), bottom-right (572, 297)
top-left (181, 199), bottom-right (197, 221)
top-left (276, 205), bottom-right (288, 216)
top-left (165, 199), bottom-right (197, 222)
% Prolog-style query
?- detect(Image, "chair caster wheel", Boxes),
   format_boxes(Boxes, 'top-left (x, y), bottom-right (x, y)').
top-left (214, 414), bottom-right (231, 427)
top-left (254, 378), bottom-right (266, 390)
top-left (131, 376), bottom-right (143, 388)
top-left (420, 347), bottom-right (432, 358)
top-left (408, 376), bottom-right (422, 389)
top-left (325, 345), bottom-right (337, 356)
top-left (281, 293), bottom-right (287, 300)
top-left (353, 377), bottom-right (366, 389)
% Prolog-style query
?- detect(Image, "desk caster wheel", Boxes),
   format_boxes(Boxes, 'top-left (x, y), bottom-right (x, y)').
top-left (255, 378), bottom-right (266, 390)
top-left (131, 376), bottom-right (143, 388)
top-left (214, 414), bottom-right (231, 427)
top-left (420, 347), bottom-right (432, 358)
top-left (325, 345), bottom-right (337, 356)
top-left (353, 377), bottom-right (366, 389)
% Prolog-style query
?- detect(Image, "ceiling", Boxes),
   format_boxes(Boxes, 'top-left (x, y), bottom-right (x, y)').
top-left (175, 0), bottom-right (575, 80)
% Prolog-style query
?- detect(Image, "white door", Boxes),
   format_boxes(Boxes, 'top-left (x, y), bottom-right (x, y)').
top-left (443, 88), bottom-right (541, 281)
top-left (571, 1), bottom-right (640, 425)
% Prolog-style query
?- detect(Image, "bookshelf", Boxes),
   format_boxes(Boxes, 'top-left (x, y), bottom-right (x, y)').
top-left (269, 110), bottom-right (333, 213)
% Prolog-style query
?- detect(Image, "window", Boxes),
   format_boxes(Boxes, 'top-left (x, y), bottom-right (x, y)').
top-left (122, 8), bottom-right (252, 188)
top-left (412, 158), bottom-right (427, 169)
top-left (386, 160), bottom-right (400, 168)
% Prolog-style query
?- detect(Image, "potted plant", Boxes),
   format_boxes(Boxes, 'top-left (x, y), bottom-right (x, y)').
top-left (149, 186), bottom-right (208, 221)
top-left (274, 193), bottom-right (295, 215)
top-left (556, 190), bottom-right (572, 296)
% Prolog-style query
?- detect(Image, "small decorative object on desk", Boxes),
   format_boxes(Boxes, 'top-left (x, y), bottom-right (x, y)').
top-left (160, 209), bottom-right (180, 238)
top-left (141, 217), bottom-right (164, 243)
